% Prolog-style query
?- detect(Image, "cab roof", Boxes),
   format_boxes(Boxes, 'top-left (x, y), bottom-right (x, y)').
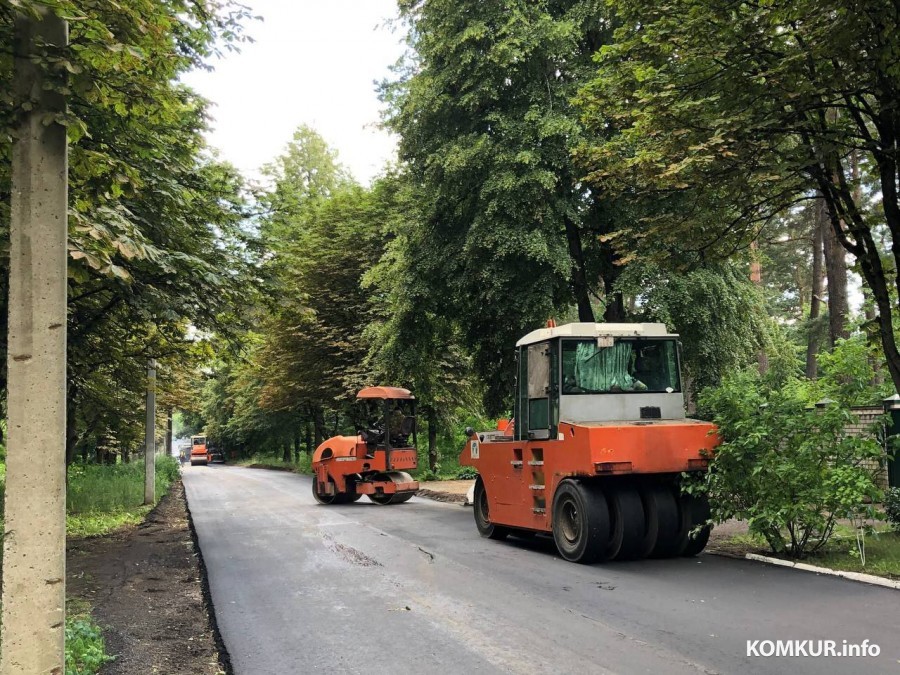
top-left (356, 386), bottom-right (415, 400)
top-left (516, 322), bottom-right (675, 347)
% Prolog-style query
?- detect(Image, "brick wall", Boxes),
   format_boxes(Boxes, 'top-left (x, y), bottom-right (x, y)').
top-left (845, 406), bottom-right (889, 493)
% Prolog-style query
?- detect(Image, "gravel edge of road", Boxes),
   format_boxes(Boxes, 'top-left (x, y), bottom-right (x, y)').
top-left (184, 485), bottom-right (235, 675)
top-left (415, 488), bottom-right (468, 504)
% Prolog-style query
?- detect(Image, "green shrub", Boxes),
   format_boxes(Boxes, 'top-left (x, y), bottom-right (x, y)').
top-left (698, 370), bottom-right (885, 558)
top-left (65, 614), bottom-right (114, 674)
top-left (455, 465), bottom-right (478, 479)
top-left (416, 468), bottom-right (440, 482)
top-left (296, 452), bottom-right (312, 474)
top-left (885, 488), bottom-right (900, 532)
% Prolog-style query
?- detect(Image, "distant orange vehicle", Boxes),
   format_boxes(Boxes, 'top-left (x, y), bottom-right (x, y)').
top-left (311, 387), bottom-right (419, 505)
top-left (190, 434), bottom-right (208, 466)
top-left (460, 322), bottom-right (718, 564)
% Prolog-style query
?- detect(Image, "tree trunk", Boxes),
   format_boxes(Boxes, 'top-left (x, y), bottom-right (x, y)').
top-left (305, 421), bottom-right (313, 454)
top-left (282, 442), bottom-right (292, 463)
top-left (750, 241), bottom-right (768, 375)
top-left (312, 405), bottom-right (325, 447)
top-left (822, 200), bottom-right (850, 346)
top-left (597, 232), bottom-right (624, 321)
top-left (864, 302), bottom-right (885, 387)
top-left (122, 447), bottom-right (130, 463)
top-left (165, 409), bottom-right (173, 458)
top-left (563, 216), bottom-right (595, 322)
top-left (65, 384), bottom-right (79, 465)
top-left (426, 406), bottom-right (438, 472)
top-left (293, 432), bottom-right (301, 463)
top-left (806, 202), bottom-right (826, 379)
top-left (810, 132), bottom-right (900, 401)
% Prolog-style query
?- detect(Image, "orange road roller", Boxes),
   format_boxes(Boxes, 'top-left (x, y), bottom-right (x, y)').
top-left (460, 322), bottom-right (718, 563)
top-left (312, 386), bottom-right (419, 505)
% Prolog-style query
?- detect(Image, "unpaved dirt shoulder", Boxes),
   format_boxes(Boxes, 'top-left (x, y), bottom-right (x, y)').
top-left (67, 481), bottom-right (228, 674)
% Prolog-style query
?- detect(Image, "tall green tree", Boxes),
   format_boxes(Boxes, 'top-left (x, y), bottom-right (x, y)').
top-left (386, 0), bottom-right (626, 412)
top-left (363, 174), bottom-right (480, 470)
top-left (577, 0), bottom-right (900, 392)
top-left (1, 0), bottom-right (257, 461)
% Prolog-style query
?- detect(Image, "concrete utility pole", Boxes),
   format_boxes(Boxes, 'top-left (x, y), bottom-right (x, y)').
top-left (1, 9), bottom-right (69, 674)
top-left (144, 358), bottom-right (157, 505)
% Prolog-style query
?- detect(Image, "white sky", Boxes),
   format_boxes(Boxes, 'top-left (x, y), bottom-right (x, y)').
top-left (182, 0), bottom-right (405, 185)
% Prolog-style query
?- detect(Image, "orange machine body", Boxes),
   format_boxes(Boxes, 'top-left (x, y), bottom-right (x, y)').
top-left (311, 386), bottom-right (420, 505)
top-left (313, 436), bottom-right (418, 496)
top-left (461, 322), bottom-right (719, 562)
top-left (460, 419), bottom-right (717, 532)
top-left (190, 435), bottom-right (208, 466)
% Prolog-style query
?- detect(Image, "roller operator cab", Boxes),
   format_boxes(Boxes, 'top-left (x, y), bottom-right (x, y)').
top-left (190, 435), bottom-right (208, 466)
top-left (460, 322), bottom-right (719, 564)
top-left (311, 387), bottom-right (419, 505)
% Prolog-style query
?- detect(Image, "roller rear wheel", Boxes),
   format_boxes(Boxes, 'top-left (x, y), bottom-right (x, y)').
top-left (639, 484), bottom-right (681, 558)
top-left (551, 481), bottom-right (610, 564)
top-left (605, 485), bottom-right (645, 561)
top-left (680, 493), bottom-right (711, 556)
top-left (312, 477), bottom-right (339, 505)
top-left (473, 477), bottom-right (509, 540)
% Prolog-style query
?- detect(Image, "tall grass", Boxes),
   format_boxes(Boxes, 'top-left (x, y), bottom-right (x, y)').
top-left (66, 456), bottom-right (180, 514)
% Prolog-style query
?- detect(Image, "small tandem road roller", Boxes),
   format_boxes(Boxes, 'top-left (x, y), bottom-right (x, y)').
top-left (312, 386), bottom-right (419, 505)
top-left (460, 322), bottom-right (719, 564)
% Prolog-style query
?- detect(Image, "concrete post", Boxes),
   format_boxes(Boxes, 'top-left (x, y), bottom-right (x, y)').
top-left (144, 359), bottom-right (157, 505)
top-left (1, 9), bottom-right (68, 674)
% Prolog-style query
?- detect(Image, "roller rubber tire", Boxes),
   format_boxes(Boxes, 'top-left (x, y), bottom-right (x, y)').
top-left (681, 493), bottom-right (712, 557)
top-left (605, 485), bottom-right (646, 561)
top-left (639, 484), bottom-right (681, 558)
top-left (473, 477), bottom-right (509, 540)
top-left (551, 481), bottom-right (611, 564)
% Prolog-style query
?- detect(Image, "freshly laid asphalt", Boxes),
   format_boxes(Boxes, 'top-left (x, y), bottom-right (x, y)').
top-left (183, 465), bottom-right (899, 675)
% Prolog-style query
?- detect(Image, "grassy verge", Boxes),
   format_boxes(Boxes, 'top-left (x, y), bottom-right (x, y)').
top-left (811, 530), bottom-right (900, 578)
top-left (66, 506), bottom-right (154, 538)
top-left (713, 525), bottom-right (900, 579)
top-left (65, 455), bottom-right (181, 538)
top-left (1, 455), bottom-right (181, 540)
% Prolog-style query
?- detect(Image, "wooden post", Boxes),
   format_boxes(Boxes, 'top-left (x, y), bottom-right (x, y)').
top-left (1, 8), bottom-right (69, 673)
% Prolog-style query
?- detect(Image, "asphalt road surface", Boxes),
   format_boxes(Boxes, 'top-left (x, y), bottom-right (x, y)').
top-left (183, 465), bottom-right (899, 675)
